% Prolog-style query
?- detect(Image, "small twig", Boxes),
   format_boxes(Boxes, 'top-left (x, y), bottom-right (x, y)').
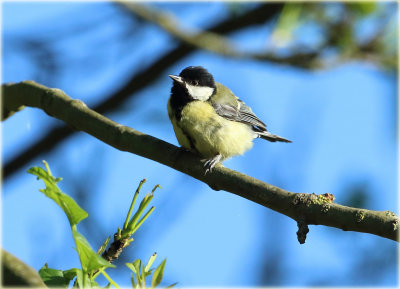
top-left (296, 217), bottom-right (309, 244)
top-left (101, 181), bottom-right (157, 263)
top-left (101, 233), bottom-right (130, 263)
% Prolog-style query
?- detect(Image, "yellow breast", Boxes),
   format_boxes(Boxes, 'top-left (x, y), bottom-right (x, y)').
top-left (182, 101), bottom-right (215, 122)
top-left (178, 101), bottom-right (255, 159)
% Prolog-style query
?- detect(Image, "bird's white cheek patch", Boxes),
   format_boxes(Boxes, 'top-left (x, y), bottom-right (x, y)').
top-left (186, 84), bottom-right (214, 101)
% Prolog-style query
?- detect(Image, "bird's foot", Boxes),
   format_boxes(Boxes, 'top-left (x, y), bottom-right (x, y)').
top-left (203, 154), bottom-right (222, 175)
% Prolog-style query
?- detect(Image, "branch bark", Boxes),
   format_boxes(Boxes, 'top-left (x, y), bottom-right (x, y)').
top-left (2, 249), bottom-right (47, 287)
top-left (3, 81), bottom-right (399, 243)
top-left (3, 3), bottom-right (284, 179)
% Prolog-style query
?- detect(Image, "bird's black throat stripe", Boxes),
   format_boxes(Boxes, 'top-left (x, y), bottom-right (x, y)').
top-left (170, 83), bottom-right (192, 121)
top-left (169, 84), bottom-right (197, 151)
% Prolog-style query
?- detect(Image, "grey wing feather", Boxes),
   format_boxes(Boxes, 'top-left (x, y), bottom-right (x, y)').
top-left (212, 102), bottom-right (238, 120)
top-left (237, 100), bottom-right (267, 130)
top-left (212, 97), bottom-right (292, 143)
top-left (212, 100), bottom-right (267, 130)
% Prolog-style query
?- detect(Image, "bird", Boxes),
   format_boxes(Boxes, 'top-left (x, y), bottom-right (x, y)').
top-left (167, 66), bottom-right (291, 174)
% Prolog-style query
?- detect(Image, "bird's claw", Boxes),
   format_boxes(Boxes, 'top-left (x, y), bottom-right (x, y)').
top-left (203, 154), bottom-right (222, 175)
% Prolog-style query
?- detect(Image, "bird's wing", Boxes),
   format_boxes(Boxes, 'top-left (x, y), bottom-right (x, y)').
top-left (237, 100), bottom-right (267, 130)
top-left (210, 83), bottom-right (267, 130)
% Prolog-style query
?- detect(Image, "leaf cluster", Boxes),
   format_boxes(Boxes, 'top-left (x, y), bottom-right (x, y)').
top-left (28, 161), bottom-right (175, 288)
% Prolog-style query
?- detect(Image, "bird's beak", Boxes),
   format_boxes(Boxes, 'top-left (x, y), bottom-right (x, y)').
top-left (169, 74), bottom-right (183, 84)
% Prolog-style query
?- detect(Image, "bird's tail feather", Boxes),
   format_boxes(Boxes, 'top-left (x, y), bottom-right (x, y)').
top-left (258, 131), bottom-right (292, 143)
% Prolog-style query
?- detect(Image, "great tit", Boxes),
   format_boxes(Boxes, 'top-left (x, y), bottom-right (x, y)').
top-left (168, 66), bottom-right (291, 173)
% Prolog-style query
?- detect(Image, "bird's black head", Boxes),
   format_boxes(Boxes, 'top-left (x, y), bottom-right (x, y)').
top-left (178, 66), bottom-right (215, 88)
top-left (169, 66), bottom-right (216, 102)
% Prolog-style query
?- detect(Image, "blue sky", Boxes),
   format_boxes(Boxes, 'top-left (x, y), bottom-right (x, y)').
top-left (2, 2), bottom-right (398, 287)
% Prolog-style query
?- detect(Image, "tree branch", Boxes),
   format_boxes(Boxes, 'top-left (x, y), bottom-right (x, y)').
top-left (118, 2), bottom-right (320, 69)
top-left (3, 3), bottom-right (284, 180)
top-left (3, 81), bottom-right (399, 243)
top-left (119, 2), bottom-right (397, 70)
top-left (2, 249), bottom-right (47, 287)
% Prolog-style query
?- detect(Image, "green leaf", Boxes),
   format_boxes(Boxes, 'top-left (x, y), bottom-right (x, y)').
top-left (96, 236), bottom-right (111, 255)
top-left (89, 279), bottom-right (100, 288)
top-left (141, 263), bottom-right (146, 288)
top-left (124, 194), bottom-right (154, 238)
top-left (82, 273), bottom-right (91, 288)
top-left (28, 166), bottom-right (88, 226)
top-left (72, 229), bottom-right (115, 273)
top-left (39, 267), bottom-right (71, 287)
top-left (125, 263), bottom-right (138, 274)
top-left (130, 273), bottom-right (136, 288)
top-left (126, 259), bottom-right (142, 275)
top-left (151, 258), bottom-right (166, 288)
top-left (130, 206), bottom-right (155, 236)
top-left (61, 268), bottom-right (92, 288)
top-left (63, 268), bottom-right (80, 281)
top-left (144, 253), bottom-right (157, 274)
top-left (347, 3), bottom-right (376, 15)
top-left (99, 269), bottom-right (120, 289)
top-left (74, 269), bottom-right (84, 288)
top-left (133, 260), bottom-right (142, 287)
top-left (272, 3), bottom-right (302, 45)
top-left (133, 259), bottom-right (141, 275)
top-left (165, 282), bottom-right (178, 288)
top-left (125, 194), bottom-right (153, 233)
